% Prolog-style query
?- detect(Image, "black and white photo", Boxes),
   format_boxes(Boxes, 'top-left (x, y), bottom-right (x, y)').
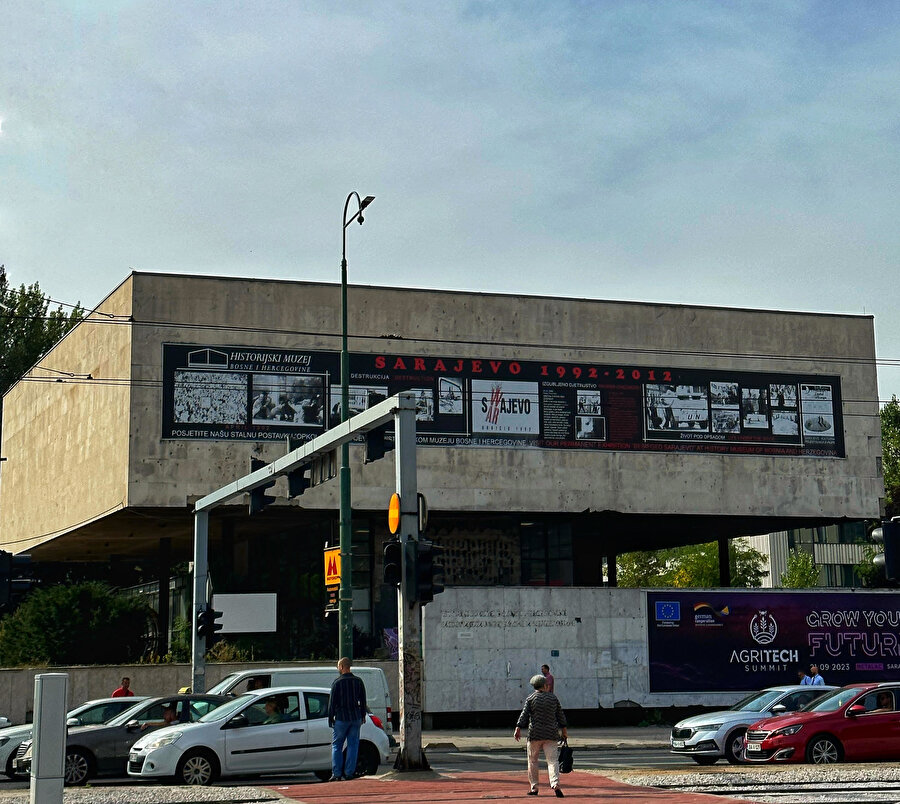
top-left (439, 378), bottom-right (464, 414)
top-left (252, 373), bottom-right (326, 427)
top-left (174, 371), bottom-right (248, 425)
top-left (741, 387), bottom-right (769, 429)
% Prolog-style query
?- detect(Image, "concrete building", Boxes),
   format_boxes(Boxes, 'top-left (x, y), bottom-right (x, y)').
top-left (0, 272), bottom-right (884, 653)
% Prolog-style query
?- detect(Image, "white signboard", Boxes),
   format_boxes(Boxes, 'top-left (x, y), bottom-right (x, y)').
top-left (470, 380), bottom-right (540, 435)
top-left (212, 593), bottom-right (277, 633)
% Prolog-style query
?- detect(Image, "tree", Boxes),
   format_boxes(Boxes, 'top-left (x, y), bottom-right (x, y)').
top-left (617, 540), bottom-right (767, 588)
top-left (882, 396), bottom-right (900, 519)
top-left (0, 582), bottom-right (151, 666)
top-left (0, 264), bottom-right (83, 426)
top-left (780, 549), bottom-right (821, 588)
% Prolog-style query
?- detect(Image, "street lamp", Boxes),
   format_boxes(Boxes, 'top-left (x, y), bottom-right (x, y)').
top-left (339, 192), bottom-right (375, 660)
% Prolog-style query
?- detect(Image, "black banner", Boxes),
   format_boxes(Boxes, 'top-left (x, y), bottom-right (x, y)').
top-left (161, 344), bottom-right (844, 457)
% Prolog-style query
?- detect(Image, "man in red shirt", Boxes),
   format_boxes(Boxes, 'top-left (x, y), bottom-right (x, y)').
top-left (111, 676), bottom-right (134, 697)
top-left (541, 665), bottom-right (555, 694)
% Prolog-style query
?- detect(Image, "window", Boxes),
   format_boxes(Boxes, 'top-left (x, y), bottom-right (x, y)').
top-left (521, 521), bottom-right (573, 586)
top-left (306, 692), bottom-right (329, 719)
top-left (244, 693), bottom-right (301, 726)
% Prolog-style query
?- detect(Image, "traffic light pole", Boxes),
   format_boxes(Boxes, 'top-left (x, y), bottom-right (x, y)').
top-left (393, 398), bottom-right (428, 770)
top-left (191, 510), bottom-right (209, 693)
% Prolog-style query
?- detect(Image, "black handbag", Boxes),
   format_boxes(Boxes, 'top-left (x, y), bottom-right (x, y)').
top-left (558, 739), bottom-right (573, 773)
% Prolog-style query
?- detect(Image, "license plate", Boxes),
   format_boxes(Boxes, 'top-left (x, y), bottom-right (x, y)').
top-left (672, 740), bottom-right (685, 748)
top-left (746, 742), bottom-right (761, 752)
top-left (129, 753), bottom-right (139, 762)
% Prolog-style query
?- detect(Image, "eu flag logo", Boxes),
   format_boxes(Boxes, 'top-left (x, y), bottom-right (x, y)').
top-left (655, 601), bottom-right (680, 622)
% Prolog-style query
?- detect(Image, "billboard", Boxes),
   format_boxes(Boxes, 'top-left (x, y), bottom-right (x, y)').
top-left (647, 590), bottom-right (900, 692)
top-left (161, 343), bottom-right (844, 457)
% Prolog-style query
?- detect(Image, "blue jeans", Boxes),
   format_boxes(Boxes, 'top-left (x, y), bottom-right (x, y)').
top-left (332, 718), bottom-right (363, 778)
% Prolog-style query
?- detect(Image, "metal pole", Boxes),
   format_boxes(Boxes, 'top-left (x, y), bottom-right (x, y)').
top-left (338, 194), bottom-right (355, 661)
top-left (191, 510), bottom-right (209, 693)
top-left (394, 401), bottom-right (428, 769)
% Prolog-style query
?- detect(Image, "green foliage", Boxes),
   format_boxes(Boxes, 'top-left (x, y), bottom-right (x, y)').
top-left (0, 582), bottom-right (151, 666)
top-left (855, 543), bottom-right (888, 588)
top-left (780, 549), bottom-right (821, 588)
top-left (883, 396), bottom-right (900, 518)
top-left (617, 540), bottom-right (767, 588)
top-left (0, 265), bottom-right (84, 423)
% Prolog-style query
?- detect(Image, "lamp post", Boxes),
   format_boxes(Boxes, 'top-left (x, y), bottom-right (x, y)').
top-left (339, 192), bottom-right (375, 660)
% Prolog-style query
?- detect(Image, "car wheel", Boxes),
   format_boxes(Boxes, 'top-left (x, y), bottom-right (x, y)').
top-left (355, 741), bottom-right (381, 776)
top-left (725, 729), bottom-right (746, 764)
top-left (314, 770), bottom-right (333, 782)
top-left (806, 735), bottom-right (842, 764)
top-left (691, 756), bottom-right (717, 766)
top-left (4, 747), bottom-right (19, 780)
top-left (177, 749), bottom-right (219, 786)
top-left (64, 748), bottom-right (92, 786)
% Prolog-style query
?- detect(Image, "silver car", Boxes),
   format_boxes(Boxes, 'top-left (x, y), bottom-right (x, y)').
top-left (670, 684), bottom-right (836, 764)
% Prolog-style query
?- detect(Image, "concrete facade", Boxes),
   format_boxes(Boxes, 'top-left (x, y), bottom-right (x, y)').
top-left (0, 271), bottom-right (883, 563)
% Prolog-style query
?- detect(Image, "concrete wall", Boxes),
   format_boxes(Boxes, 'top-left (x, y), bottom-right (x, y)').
top-left (125, 273), bottom-right (881, 519)
top-left (0, 280), bottom-right (134, 552)
top-left (0, 660), bottom-right (398, 726)
top-left (423, 586), bottom-right (742, 714)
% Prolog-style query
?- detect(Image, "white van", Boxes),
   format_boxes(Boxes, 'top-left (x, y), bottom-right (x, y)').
top-left (207, 666), bottom-right (393, 735)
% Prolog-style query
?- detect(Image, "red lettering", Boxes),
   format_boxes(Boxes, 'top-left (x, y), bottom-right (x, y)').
top-left (393, 357), bottom-right (407, 370)
top-left (434, 359), bottom-right (447, 372)
top-left (472, 360), bottom-right (482, 373)
top-left (509, 362), bottom-right (521, 375)
top-left (490, 360), bottom-right (502, 374)
top-left (375, 356), bottom-right (386, 369)
top-left (453, 359), bottom-right (464, 372)
top-left (414, 358), bottom-right (426, 371)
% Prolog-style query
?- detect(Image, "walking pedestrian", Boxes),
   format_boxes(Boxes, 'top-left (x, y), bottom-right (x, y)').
top-left (541, 664), bottom-right (555, 694)
top-left (809, 664), bottom-right (825, 685)
top-left (514, 674), bottom-right (568, 797)
top-left (327, 657), bottom-right (368, 781)
top-left (111, 676), bottom-right (134, 697)
top-left (797, 668), bottom-right (811, 685)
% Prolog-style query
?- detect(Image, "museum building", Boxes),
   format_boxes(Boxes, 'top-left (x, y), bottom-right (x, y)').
top-left (0, 272), bottom-right (884, 651)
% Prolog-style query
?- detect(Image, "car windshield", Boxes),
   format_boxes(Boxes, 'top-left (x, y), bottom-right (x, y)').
top-left (806, 686), bottom-right (868, 712)
top-left (207, 674), bottom-right (240, 695)
top-left (732, 689), bottom-right (784, 712)
top-left (105, 699), bottom-right (162, 727)
top-left (198, 694), bottom-right (253, 723)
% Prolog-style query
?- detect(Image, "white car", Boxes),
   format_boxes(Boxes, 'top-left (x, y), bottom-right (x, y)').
top-left (127, 686), bottom-right (391, 785)
top-left (0, 696), bottom-right (147, 778)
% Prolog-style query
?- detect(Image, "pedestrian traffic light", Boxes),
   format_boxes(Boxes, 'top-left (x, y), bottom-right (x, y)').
top-left (248, 458), bottom-right (277, 514)
top-left (287, 466), bottom-right (311, 499)
top-left (415, 539), bottom-right (446, 604)
top-left (383, 539), bottom-right (403, 587)
top-left (365, 422), bottom-right (395, 463)
top-left (883, 520), bottom-right (900, 580)
top-left (196, 607), bottom-right (224, 638)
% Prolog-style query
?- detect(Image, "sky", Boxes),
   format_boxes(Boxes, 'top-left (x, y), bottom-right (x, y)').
top-left (2, 0), bottom-right (899, 403)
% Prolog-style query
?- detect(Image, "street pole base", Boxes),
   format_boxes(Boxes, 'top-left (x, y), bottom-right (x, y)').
top-left (393, 749), bottom-right (431, 771)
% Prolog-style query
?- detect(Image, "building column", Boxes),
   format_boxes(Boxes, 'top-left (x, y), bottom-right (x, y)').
top-left (718, 537), bottom-right (731, 587)
top-left (157, 537), bottom-right (171, 655)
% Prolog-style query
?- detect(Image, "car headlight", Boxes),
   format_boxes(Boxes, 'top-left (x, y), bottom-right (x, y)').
top-left (143, 731), bottom-right (183, 750)
top-left (772, 724), bottom-right (802, 737)
top-left (695, 723), bottom-right (723, 732)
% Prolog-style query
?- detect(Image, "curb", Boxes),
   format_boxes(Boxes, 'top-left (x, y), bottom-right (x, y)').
top-left (422, 742), bottom-right (670, 753)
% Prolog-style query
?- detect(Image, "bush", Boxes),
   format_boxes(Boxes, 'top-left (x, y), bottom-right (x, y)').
top-left (0, 582), bottom-right (151, 666)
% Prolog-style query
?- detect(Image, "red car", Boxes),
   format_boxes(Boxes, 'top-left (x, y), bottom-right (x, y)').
top-left (744, 683), bottom-right (900, 764)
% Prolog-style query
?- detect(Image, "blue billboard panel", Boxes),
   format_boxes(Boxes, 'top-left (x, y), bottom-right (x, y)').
top-left (647, 590), bottom-right (900, 692)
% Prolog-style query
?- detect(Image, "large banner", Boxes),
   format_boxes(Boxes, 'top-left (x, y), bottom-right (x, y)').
top-left (647, 590), bottom-right (900, 692)
top-left (161, 343), bottom-right (844, 457)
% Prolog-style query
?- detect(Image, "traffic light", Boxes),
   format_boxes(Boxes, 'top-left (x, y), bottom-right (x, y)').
top-left (0, 551), bottom-right (34, 608)
top-left (248, 458), bottom-right (277, 514)
top-left (883, 520), bottom-right (900, 581)
top-left (383, 539), bottom-right (403, 586)
top-left (415, 539), bottom-right (446, 604)
top-left (287, 466), bottom-right (311, 498)
top-left (196, 607), bottom-right (223, 638)
top-left (365, 422), bottom-right (395, 463)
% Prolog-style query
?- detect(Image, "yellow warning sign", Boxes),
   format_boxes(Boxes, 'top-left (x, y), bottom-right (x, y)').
top-left (324, 547), bottom-right (341, 587)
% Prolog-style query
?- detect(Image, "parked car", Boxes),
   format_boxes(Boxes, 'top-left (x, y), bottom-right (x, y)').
top-left (744, 682), bottom-right (900, 764)
top-left (15, 693), bottom-right (228, 784)
top-left (0, 697), bottom-right (149, 779)
top-left (127, 686), bottom-right (391, 785)
top-left (207, 665), bottom-right (393, 736)
top-left (670, 684), bottom-right (836, 764)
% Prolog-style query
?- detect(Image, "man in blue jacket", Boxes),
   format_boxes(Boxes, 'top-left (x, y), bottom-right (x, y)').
top-left (327, 657), bottom-right (368, 781)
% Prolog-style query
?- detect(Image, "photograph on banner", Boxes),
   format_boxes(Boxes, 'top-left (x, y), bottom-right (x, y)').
top-left (174, 370), bottom-right (248, 424)
top-left (251, 373), bottom-right (327, 427)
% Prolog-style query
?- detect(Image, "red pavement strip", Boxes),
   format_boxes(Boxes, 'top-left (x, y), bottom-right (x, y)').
top-left (267, 770), bottom-right (747, 803)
